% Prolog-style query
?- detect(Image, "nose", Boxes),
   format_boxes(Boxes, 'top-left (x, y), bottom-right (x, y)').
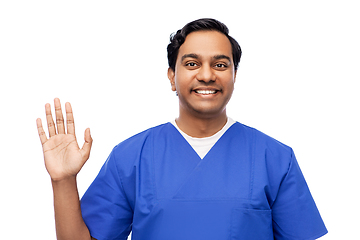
top-left (196, 65), bottom-right (216, 83)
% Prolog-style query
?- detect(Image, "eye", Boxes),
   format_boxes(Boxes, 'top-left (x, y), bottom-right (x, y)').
top-left (185, 62), bottom-right (198, 67)
top-left (184, 61), bottom-right (200, 70)
top-left (214, 63), bottom-right (228, 69)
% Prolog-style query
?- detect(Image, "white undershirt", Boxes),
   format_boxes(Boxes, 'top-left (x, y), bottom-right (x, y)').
top-left (171, 117), bottom-right (236, 159)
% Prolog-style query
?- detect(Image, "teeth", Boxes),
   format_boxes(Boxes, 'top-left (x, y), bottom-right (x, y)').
top-left (195, 90), bottom-right (216, 95)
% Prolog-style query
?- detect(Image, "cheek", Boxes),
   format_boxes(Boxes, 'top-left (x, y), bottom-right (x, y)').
top-left (219, 72), bottom-right (236, 88)
top-left (174, 70), bottom-right (195, 90)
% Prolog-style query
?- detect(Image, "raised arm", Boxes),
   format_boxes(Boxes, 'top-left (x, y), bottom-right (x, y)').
top-left (37, 98), bottom-right (95, 240)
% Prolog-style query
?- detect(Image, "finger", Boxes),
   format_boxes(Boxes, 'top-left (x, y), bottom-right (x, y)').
top-left (45, 103), bottom-right (56, 137)
top-left (80, 128), bottom-right (93, 161)
top-left (36, 118), bottom-right (48, 145)
top-left (54, 98), bottom-right (65, 134)
top-left (65, 102), bottom-right (75, 135)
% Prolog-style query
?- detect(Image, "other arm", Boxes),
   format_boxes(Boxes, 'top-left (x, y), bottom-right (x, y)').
top-left (37, 98), bottom-right (95, 240)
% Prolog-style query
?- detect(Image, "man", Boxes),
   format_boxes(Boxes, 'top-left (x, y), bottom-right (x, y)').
top-left (37, 18), bottom-right (327, 240)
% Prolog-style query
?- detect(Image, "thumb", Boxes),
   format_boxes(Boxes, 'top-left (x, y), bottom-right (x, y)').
top-left (80, 128), bottom-right (93, 161)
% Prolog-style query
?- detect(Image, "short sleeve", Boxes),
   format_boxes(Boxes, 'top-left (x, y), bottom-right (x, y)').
top-left (81, 150), bottom-right (133, 240)
top-left (272, 150), bottom-right (327, 240)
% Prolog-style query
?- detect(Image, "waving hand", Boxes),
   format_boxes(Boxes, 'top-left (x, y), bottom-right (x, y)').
top-left (37, 98), bottom-right (93, 181)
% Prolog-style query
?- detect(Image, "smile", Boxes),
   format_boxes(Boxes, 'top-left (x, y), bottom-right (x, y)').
top-left (194, 89), bottom-right (219, 95)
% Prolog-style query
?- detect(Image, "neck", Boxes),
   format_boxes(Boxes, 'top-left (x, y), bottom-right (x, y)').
top-left (175, 110), bottom-right (228, 138)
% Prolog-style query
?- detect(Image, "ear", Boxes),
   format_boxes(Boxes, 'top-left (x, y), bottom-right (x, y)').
top-left (234, 70), bottom-right (237, 83)
top-left (167, 67), bottom-right (176, 91)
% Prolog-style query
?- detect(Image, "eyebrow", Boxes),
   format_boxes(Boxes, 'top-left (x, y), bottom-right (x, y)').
top-left (181, 53), bottom-right (231, 62)
top-left (213, 54), bottom-right (231, 62)
top-left (181, 53), bottom-right (199, 62)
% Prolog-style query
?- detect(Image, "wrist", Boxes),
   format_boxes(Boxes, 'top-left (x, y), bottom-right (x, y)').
top-left (51, 175), bottom-right (77, 189)
top-left (50, 173), bottom-right (77, 183)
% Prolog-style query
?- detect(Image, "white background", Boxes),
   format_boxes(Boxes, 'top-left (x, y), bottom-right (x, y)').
top-left (1, 1), bottom-right (359, 239)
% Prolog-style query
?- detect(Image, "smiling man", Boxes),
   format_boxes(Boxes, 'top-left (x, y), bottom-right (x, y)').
top-left (37, 18), bottom-right (327, 240)
top-left (168, 30), bottom-right (237, 138)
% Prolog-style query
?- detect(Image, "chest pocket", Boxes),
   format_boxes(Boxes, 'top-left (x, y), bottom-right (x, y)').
top-left (231, 208), bottom-right (273, 240)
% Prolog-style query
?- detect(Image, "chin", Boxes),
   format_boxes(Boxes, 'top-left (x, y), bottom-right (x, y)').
top-left (192, 106), bottom-right (226, 119)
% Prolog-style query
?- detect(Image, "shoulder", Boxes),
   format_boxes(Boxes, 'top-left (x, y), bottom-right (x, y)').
top-left (108, 123), bottom-right (172, 168)
top-left (232, 121), bottom-right (294, 159)
top-left (112, 122), bottom-right (171, 152)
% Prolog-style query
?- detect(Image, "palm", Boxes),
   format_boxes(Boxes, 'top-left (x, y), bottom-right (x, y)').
top-left (43, 134), bottom-right (82, 180)
top-left (37, 99), bottom-right (92, 181)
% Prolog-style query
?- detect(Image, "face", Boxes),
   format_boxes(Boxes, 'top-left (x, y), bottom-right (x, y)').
top-left (168, 30), bottom-right (237, 119)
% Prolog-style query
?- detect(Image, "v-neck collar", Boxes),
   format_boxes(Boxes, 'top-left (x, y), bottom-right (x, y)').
top-left (168, 119), bottom-right (236, 160)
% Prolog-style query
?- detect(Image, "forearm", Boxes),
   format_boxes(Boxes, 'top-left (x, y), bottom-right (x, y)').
top-left (52, 176), bottom-right (92, 240)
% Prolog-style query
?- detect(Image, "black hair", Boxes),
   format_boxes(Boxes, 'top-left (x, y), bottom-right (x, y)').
top-left (167, 18), bottom-right (242, 71)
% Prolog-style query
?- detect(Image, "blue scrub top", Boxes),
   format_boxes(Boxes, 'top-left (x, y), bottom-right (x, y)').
top-left (81, 122), bottom-right (327, 240)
